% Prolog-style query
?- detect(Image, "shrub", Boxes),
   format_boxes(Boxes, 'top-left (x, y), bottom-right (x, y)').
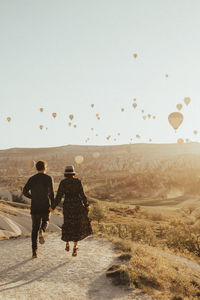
top-left (89, 202), bottom-right (106, 223)
top-left (185, 205), bottom-right (196, 215)
top-left (114, 239), bottom-right (132, 252)
top-left (130, 221), bottom-right (157, 246)
top-left (143, 210), bottom-right (165, 221)
top-left (11, 191), bottom-right (30, 205)
top-left (165, 223), bottom-right (200, 256)
top-left (11, 191), bottom-right (23, 203)
top-left (135, 205), bottom-right (141, 213)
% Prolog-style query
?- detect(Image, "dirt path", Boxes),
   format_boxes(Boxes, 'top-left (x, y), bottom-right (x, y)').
top-left (0, 233), bottom-right (151, 300)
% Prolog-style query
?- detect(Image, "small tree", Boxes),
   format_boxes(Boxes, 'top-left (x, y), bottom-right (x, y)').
top-left (134, 205), bottom-right (141, 213)
top-left (90, 202), bottom-right (106, 224)
top-left (187, 205), bottom-right (196, 215)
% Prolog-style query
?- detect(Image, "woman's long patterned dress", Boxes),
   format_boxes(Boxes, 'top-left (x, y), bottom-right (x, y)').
top-left (53, 177), bottom-right (93, 242)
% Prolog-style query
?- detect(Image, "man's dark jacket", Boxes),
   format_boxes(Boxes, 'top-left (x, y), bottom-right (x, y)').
top-left (23, 173), bottom-right (54, 215)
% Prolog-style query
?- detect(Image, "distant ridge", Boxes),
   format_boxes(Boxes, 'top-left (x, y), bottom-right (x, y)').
top-left (1, 142), bottom-right (200, 151)
top-left (0, 142), bottom-right (200, 161)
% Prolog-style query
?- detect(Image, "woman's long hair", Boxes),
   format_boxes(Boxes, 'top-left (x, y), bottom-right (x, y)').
top-left (64, 174), bottom-right (74, 178)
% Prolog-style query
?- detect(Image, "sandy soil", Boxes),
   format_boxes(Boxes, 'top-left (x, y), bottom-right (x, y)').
top-left (0, 233), bottom-right (152, 300)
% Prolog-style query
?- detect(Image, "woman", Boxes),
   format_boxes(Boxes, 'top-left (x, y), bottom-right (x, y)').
top-left (51, 165), bottom-right (92, 256)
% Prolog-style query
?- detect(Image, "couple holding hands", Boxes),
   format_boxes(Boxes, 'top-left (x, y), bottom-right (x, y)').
top-left (23, 161), bottom-right (93, 258)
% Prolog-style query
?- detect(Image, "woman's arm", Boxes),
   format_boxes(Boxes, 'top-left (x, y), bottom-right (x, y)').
top-left (78, 180), bottom-right (89, 208)
top-left (51, 181), bottom-right (64, 210)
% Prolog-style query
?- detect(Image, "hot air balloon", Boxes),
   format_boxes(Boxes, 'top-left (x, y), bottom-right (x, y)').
top-left (184, 97), bottom-right (191, 106)
top-left (165, 74), bottom-right (168, 78)
top-left (40, 108), bottom-right (44, 112)
top-left (136, 134), bottom-right (140, 139)
top-left (133, 98), bottom-right (136, 102)
top-left (52, 112), bottom-right (57, 118)
top-left (168, 112), bottom-right (184, 131)
top-left (91, 104), bottom-right (94, 108)
top-left (141, 110), bottom-right (144, 114)
top-left (68, 122), bottom-right (72, 126)
top-left (69, 114), bottom-right (74, 121)
top-left (148, 114), bottom-right (151, 119)
top-left (96, 133), bottom-right (98, 136)
top-left (132, 103), bottom-right (137, 109)
top-left (27, 160), bottom-right (35, 169)
top-left (153, 116), bottom-right (156, 119)
top-left (91, 128), bottom-right (94, 131)
top-left (133, 53), bottom-right (138, 58)
top-left (40, 125), bottom-right (44, 130)
top-left (143, 116), bottom-right (147, 120)
top-left (121, 108), bottom-right (124, 112)
top-left (97, 117), bottom-right (100, 120)
top-left (185, 138), bottom-right (190, 143)
top-left (75, 155), bottom-right (84, 164)
top-left (193, 130), bottom-right (198, 135)
top-left (177, 138), bottom-right (184, 145)
top-left (46, 127), bottom-right (48, 130)
top-left (7, 117), bottom-right (11, 122)
top-left (96, 113), bottom-right (99, 117)
top-left (93, 152), bottom-right (100, 158)
top-left (149, 138), bottom-right (152, 142)
top-left (73, 124), bottom-right (77, 128)
top-left (176, 104), bottom-right (183, 111)
top-left (117, 133), bottom-right (120, 136)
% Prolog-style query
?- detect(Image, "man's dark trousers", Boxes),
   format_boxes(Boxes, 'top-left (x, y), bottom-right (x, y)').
top-left (31, 213), bottom-right (49, 251)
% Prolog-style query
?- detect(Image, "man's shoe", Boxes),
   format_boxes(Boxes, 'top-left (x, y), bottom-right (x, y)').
top-left (39, 230), bottom-right (45, 244)
top-left (32, 250), bottom-right (38, 259)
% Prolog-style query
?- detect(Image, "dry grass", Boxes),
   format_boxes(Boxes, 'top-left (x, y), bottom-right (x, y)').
top-left (126, 244), bottom-right (200, 299)
top-left (142, 210), bottom-right (166, 222)
top-left (0, 199), bottom-right (29, 209)
top-left (90, 200), bottom-right (200, 299)
top-left (89, 202), bottom-right (107, 223)
top-left (105, 235), bottom-right (200, 299)
top-left (0, 208), bottom-right (18, 216)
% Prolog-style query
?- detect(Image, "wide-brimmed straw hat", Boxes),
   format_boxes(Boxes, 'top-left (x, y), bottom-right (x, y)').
top-left (64, 165), bottom-right (76, 175)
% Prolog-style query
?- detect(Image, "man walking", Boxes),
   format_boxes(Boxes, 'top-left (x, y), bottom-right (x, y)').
top-left (23, 161), bottom-right (54, 258)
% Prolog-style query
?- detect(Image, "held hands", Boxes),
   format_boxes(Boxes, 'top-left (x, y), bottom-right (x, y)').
top-left (49, 207), bottom-right (54, 213)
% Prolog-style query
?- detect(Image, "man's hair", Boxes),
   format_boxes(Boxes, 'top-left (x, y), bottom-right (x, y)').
top-left (36, 160), bottom-right (47, 171)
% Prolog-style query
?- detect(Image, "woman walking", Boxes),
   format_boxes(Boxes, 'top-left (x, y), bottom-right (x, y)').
top-left (51, 165), bottom-right (92, 256)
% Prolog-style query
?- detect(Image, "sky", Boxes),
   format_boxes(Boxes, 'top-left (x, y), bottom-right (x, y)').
top-left (0, 0), bottom-right (200, 149)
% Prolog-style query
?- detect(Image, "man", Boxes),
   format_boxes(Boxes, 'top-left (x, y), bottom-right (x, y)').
top-left (23, 161), bottom-right (54, 258)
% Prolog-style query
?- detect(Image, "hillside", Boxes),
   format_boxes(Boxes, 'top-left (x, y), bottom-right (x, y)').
top-left (1, 143), bottom-right (200, 203)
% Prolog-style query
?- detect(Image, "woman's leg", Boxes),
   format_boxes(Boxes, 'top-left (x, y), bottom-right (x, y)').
top-left (72, 241), bottom-right (78, 256)
top-left (65, 241), bottom-right (70, 251)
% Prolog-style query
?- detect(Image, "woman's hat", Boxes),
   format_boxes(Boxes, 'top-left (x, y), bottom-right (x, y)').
top-left (64, 165), bottom-right (76, 175)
